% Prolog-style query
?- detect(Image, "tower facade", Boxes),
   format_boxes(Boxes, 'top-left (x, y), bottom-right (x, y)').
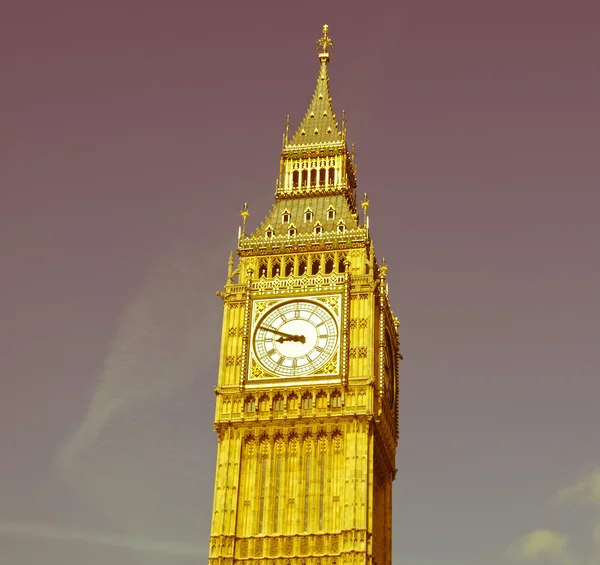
top-left (209, 25), bottom-right (400, 565)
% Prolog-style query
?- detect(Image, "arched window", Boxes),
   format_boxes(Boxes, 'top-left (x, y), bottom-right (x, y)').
top-left (328, 167), bottom-right (335, 185)
top-left (292, 170), bottom-right (299, 188)
top-left (245, 397), bottom-right (256, 413)
top-left (273, 395), bottom-right (284, 411)
top-left (271, 257), bottom-right (281, 278)
top-left (258, 395), bottom-right (269, 413)
top-left (327, 206), bottom-right (335, 221)
top-left (285, 257), bottom-right (293, 276)
top-left (311, 256), bottom-right (320, 275)
top-left (316, 391), bottom-right (327, 409)
top-left (304, 208), bottom-right (313, 222)
top-left (301, 170), bottom-right (308, 187)
top-left (314, 223), bottom-right (322, 235)
top-left (324, 255), bottom-right (334, 274)
top-left (337, 221), bottom-right (346, 233)
top-left (319, 168), bottom-right (326, 186)
top-left (298, 256), bottom-right (307, 276)
top-left (310, 169), bottom-right (317, 187)
top-left (331, 391), bottom-right (342, 408)
top-left (282, 211), bottom-right (290, 223)
top-left (287, 393), bottom-right (298, 410)
top-left (302, 394), bottom-right (313, 410)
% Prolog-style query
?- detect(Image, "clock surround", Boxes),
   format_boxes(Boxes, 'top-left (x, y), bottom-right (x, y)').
top-left (248, 294), bottom-right (343, 382)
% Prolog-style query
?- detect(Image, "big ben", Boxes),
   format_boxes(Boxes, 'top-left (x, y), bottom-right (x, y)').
top-left (208, 25), bottom-right (401, 565)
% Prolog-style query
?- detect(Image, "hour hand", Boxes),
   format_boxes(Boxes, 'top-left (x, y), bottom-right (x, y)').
top-left (275, 334), bottom-right (306, 344)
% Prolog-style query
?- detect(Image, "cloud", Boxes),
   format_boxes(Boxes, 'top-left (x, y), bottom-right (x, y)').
top-left (505, 530), bottom-right (573, 564)
top-left (557, 468), bottom-right (600, 509)
top-left (48, 244), bottom-right (224, 546)
top-left (54, 246), bottom-right (216, 474)
top-left (0, 520), bottom-right (207, 557)
top-left (506, 467), bottom-right (600, 565)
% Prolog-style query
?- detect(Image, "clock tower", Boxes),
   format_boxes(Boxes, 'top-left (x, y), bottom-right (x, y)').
top-left (209, 25), bottom-right (401, 565)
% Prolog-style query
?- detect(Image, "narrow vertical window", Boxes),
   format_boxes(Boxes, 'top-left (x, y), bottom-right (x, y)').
top-left (319, 453), bottom-right (326, 530)
top-left (310, 169), bottom-right (317, 187)
top-left (328, 167), bottom-right (335, 185)
top-left (311, 257), bottom-right (320, 275)
top-left (292, 170), bottom-right (299, 188)
top-left (258, 457), bottom-right (267, 533)
top-left (285, 259), bottom-right (293, 276)
top-left (273, 457), bottom-right (282, 533)
top-left (319, 168), bottom-right (326, 186)
top-left (271, 258), bottom-right (281, 277)
top-left (301, 170), bottom-right (308, 187)
top-left (298, 256), bottom-right (307, 276)
top-left (304, 454), bottom-right (311, 531)
top-left (325, 256), bottom-right (334, 274)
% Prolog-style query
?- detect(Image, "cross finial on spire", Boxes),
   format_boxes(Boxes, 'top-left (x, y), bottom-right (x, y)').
top-left (317, 24), bottom-right (333, 55)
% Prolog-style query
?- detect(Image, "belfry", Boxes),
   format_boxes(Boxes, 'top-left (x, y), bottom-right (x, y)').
top-left (209, 25), bottom-right (401, 565)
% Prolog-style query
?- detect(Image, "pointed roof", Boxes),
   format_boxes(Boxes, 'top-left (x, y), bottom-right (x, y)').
top-left (287, 25), bottom-right (344, 148)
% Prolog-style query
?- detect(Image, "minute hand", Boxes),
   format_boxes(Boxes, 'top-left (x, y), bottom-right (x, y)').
top-left (259, 326), bottom-right (306, 343)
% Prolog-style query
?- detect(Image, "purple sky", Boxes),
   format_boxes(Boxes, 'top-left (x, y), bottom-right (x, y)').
top-left (1, 1), bottom-right (599, 564)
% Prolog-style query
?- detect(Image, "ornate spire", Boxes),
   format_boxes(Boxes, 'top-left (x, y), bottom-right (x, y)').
top-left (287, 24), bottom-right (342, 148)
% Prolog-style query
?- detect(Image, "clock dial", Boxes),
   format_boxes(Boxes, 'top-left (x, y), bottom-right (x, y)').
top-left (253, 300), bottom-right (338, 376)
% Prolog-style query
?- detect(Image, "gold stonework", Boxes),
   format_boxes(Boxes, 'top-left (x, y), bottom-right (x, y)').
top-left (209, 25), bottom-right (400, 565)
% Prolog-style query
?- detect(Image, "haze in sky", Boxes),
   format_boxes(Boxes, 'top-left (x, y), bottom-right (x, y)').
top-left (1, 1), bottom-right (599, 564)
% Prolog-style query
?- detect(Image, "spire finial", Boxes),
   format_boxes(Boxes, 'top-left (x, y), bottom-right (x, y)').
top-left (240, 202), bottom-right (249, 235)
top-left (361, 192), bottom-right (370, 228)
top-left (380, 257), bottom-right (388, 280)
top-left (317, 24), bottom-right (333, 56)
top-left (361, 192), bottom-right (370, 213)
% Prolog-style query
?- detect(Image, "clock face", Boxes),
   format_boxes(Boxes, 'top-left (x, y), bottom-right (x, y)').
top-left (252, 300), bottom-right (338, 377)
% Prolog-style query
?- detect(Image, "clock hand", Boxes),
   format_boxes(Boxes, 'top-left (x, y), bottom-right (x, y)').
top-left (259, 326), bottom-right (296, 339)
top-left (259, 326), bottom-right (306, 344)
top-left (275, 334), bottom-right (306, 344)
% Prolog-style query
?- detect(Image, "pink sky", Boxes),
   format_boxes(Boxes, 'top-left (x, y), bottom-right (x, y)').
top-left (1, 1), bottom-right (599, 564)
